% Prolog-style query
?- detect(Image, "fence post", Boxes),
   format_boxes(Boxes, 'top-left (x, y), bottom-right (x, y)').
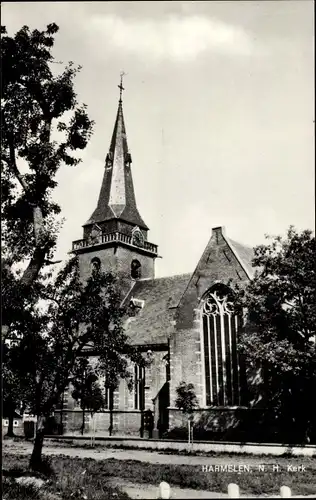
top-left (159, 481), bottom-right (171, 499)
top-left (280, 486), bottom-right (292, 498)
top-left (228, 483), bottom-right (240, 498)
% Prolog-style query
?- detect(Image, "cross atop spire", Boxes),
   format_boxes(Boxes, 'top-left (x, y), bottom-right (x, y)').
top-left (118, 71), bottom-right (126, 101)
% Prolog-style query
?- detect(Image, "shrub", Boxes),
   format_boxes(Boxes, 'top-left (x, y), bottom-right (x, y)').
top-left (162, 426), bottom-right (188, 440)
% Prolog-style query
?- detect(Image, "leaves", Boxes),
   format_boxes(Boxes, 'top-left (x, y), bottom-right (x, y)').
top-left (1, 21), bottom-right (100, 467)
top-left (235, 227), bottom-right (316, 438)
top-left (1, 23), bottom-right (94, 271)
top-left (71, 358), bottom-right (105, 414)
top-left (2, 258), bottom-right (143, 420)
top-left (175, 382), bottom-right (198, 415)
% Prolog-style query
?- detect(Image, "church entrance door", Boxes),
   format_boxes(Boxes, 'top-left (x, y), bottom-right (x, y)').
top-left (157, 382), bottom-right (169, 438)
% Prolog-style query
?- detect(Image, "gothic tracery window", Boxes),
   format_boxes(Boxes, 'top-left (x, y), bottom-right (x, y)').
top-left (202, 284), bottom-right (243, 407)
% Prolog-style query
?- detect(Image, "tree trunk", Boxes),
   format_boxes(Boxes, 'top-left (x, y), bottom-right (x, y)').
top-left (5, 400), bottom-right (16, 438)
top-left (81, 407), bottom-right (85, 435)
top-left (60, 393), bottom-right (64, 435)
top-left (6, 412), bottom-right (15, 438)
top-left (109, 389), bottom-right (114, 436)
top-left (30, 416), bottom-right (45, 471)
top-left (21, 245), bottom-right (49, 287)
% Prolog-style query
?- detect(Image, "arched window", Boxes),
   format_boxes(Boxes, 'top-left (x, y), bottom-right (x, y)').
top-left (91, 257), bottom-right (101, 273)
top-left (134, 364), bottom-right (145, 410)
top-left (131, 259), bottom-right (141, 280)
top-left (201, 284), bottom-right (243, 407)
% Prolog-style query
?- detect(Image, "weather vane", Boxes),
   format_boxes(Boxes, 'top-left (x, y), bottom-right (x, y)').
top-left (118, 71), bottom-right (127, 100)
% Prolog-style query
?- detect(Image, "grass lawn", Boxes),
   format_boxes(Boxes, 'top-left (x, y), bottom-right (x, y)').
top-left (2, 453), bottom-right (130, 500)
top-left (3, 451), bottom-right (316, 498)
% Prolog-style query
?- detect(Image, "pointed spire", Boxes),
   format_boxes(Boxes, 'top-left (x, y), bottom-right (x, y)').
top-left (85, 76), bottom-right (148, 230)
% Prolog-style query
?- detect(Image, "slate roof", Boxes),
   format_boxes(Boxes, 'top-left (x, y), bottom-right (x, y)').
top-left (122, 236), bottom-right (255, 347)
top-left (124, 273), bottom-right (191, 346)
top-left (85, 99), bottom-right (148, 230)
top-left (226, 237), bottom-right (255, 279)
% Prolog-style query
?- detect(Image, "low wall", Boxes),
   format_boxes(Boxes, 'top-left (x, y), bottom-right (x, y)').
top-left (2, 425), bottom-right (24, 437)
top-left (54, 410), bottom-right (142, 436)
top-left (169, 407), bottom-right (240, 431)
top-left (45, 435), bottom-right (316, 457)
top-left (168, 407), bottom-right (314, 444)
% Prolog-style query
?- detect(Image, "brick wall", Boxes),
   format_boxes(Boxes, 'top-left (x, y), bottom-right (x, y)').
top-left (170, 227), bottom-right (251, 409)
top-left (169, 323), bottom-right (203, 408)
top-left (2, 420), bottom-right (24, 436)
top-left (94, 411), bottom-right (110, 432)
top-left (176, 227), bottom-right (249, 331)
top-left (115, 411), bottom-right (142, 435)
top-left (78, 244), bottom-right (156, 297)
top-left (169, 407), bottom-right (240, 430)
top-left (60, 349), bottom-right (168, 436)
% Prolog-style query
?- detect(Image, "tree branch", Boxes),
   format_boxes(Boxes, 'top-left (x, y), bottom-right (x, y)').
top-left (3, 122), bottom-right (53, 287)
top-left (6, 129), bottom-right (28, 192)
top-left (20, 246), bottom-right (51, 286)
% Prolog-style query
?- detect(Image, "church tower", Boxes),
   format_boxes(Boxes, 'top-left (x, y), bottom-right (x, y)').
top-left (72, 76), bottom-right (158, 296)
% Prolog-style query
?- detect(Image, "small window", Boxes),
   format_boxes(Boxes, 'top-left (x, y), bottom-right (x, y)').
top-left (131, 260), bottom-right (141, 280)
top-left (91, 257), bottom-right (101, 273)
top-left (4, 420), bottom-right (9, 426)
top-left (13, 420), bottom-right (19, 427)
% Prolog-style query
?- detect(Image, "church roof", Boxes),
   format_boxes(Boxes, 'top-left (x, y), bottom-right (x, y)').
top-left (124, 273), bottom-right (191, 346)
top-left (225, 237), bottom-right (255, 279)
top-left (85, 96), bottom-right (148, 230)
top-left (122, 230), bottom-right (255, 348)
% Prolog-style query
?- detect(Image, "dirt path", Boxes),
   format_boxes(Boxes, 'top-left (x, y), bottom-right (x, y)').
top-left (3, 439), bottom-right (304, 467)
top-left (4, 441), bottom-right (315, 499)
top-left (3, 441), bottom-right (230, 499)
top-left (107, 478), bottom-right (227, 499)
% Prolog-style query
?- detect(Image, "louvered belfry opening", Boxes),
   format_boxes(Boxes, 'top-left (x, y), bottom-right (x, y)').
top-left (202, 284), bottom-right (243, 407)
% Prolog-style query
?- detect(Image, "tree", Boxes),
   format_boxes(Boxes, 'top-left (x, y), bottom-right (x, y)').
top-left (236, 227), bottom-right (316, 443)
top-left (1, 23), bottom-right (145, 471)
top-left (175, 382), bottom-right (199, 415)
top-left (5, 259), bottom-right (144, 470)
top-left (1, 22), bottom-right (93, 293)
top-left (175, 381), bottom-right (198, 442)
top-left (2, 340), bottom-right (30, 437)
top-left (1, 22), bottom-right (93, 429)
top-left (71, 357), bottom-right (105, 435)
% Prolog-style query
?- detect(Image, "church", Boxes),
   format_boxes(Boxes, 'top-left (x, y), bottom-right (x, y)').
top-left (60, 81), bottom-right (257, 438)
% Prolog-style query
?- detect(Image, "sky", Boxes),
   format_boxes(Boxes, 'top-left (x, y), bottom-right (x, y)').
top-left (2, 1), bottom-right (315, 277)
